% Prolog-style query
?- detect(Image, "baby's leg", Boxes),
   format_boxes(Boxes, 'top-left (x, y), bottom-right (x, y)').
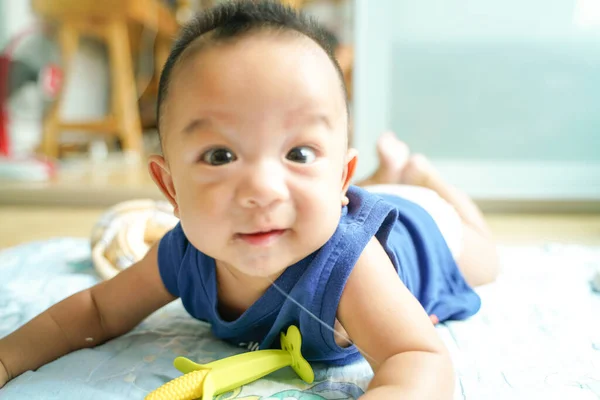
top-left (356, 133), bottom-right (499, 287)
top-left (400, 155), bottom-right (499, 287)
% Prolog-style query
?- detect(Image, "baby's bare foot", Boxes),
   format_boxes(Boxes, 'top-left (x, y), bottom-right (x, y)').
top-left (399, 153), bottom-right (439, 188)
top-left (400, 154), bottom-right (439, 189)
top-left (356, 132), bottom-right (409, 186)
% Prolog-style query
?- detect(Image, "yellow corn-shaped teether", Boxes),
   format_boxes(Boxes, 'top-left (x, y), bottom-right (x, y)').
top-left (145, 369), bottom-right (208, 400)
top-left (145, 325), bottom-right (313, 400)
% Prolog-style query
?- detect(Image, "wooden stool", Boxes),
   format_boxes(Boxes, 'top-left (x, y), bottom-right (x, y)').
top-left (31, 0), bottom-right (179, 158)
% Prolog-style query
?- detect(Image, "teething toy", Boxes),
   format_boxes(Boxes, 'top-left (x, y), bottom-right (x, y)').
top-left (146, 325), bottom-right (313, 400)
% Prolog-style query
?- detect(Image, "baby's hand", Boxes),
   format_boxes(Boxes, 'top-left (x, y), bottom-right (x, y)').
top-left (0, 358), bottom-right (8, 389)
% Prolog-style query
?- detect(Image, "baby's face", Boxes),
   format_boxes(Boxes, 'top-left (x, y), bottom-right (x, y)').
top-left (153, 33), bottom-right (355, 279)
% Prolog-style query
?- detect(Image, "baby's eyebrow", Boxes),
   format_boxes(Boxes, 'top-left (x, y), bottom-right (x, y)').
top-left (181, 118), bottom-right (211, 135)
top-left (314, 114), bottom-right (333, 131)
top-left (289, 112), bottom-right (333, 131)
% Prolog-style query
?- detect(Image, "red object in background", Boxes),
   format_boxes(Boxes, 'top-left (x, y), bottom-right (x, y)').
top-left (40, 63), bottom-right (62, 98)
top-left (0, 23), bottom-right (59, 158)
top-left (0, 54), bottom-right (10, 156)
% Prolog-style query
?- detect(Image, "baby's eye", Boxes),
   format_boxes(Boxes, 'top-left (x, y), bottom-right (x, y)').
top-left (286, 146), bottom-right (316, 164)
top-left (200, 148), bottom-right (237, 166)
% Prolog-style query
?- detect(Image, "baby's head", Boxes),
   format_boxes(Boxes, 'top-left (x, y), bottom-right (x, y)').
top-left (149, 0), bottom-right (358, 279)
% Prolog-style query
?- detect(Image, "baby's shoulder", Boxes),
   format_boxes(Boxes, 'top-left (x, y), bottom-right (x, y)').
top-left (341, 186), bottom-right (398, 229)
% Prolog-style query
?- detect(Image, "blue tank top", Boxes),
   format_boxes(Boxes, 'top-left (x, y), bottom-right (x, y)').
top-left (158, 185), bottom-right (480, 366)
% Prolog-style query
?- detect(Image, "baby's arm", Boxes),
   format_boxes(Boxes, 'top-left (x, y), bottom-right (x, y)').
top-left (338, 237), bottom-right (454, 400)
top-left (0, 242), bottom-right (176, 387)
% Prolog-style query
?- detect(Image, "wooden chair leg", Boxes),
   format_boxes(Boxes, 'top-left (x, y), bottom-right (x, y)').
top-left (154, 35), bottom-right (170, 80)
top-left (279, 0), bottom-right (306, 8)
top-left (40, 22), bottom-right (79, 158)
top-left (106, 19), bottom-right (143, 156)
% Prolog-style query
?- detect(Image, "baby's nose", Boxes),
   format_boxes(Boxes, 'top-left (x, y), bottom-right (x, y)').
top-left (236, 162), bottom-right (289, 209)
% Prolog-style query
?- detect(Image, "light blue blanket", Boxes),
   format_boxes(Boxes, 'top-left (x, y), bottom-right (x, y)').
top-left (1, 239), bottom-right (599, 399)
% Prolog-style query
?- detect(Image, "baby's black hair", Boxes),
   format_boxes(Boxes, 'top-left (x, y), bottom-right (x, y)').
top-left (156, 0), bottom-right (347, 142)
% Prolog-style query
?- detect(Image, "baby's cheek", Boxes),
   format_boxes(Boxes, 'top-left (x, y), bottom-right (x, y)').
top-left (178, 197), bottom-right (217, 232)
top-left (308, 184), bottom-right (341, 215)
top-left (182, 214), bottom-right (225, 256)
top-left (297, 195), bottom-right (340, 239)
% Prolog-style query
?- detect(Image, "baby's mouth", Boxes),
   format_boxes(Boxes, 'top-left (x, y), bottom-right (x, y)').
top-left (236, 229), bottom-right (288, 246)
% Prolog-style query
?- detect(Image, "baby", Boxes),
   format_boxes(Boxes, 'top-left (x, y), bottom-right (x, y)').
top-left (0, 1), bottom-right (499, 398)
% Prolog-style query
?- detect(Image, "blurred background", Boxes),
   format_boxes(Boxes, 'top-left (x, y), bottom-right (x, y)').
top-left (0, 0), bottom-right (598, 248)
top-left (353, 0), bottom-right (600, 204)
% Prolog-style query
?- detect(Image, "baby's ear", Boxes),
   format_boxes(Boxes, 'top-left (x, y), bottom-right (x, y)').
top-left (341, 148), bottom-right (358, 206)
top-left (148, 155), bottom-right (180, 218)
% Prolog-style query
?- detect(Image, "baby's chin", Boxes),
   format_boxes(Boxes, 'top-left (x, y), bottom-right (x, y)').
top-left (226, 254), bottom-right (300, 280)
